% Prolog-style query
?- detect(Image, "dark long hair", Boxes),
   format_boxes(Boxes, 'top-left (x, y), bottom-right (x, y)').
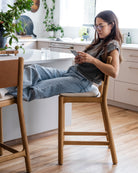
top-left (85, 10), bottom-right (123, 62)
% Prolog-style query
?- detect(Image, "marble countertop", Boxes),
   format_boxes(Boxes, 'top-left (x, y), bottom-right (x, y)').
top-left (0, 49), bottom-right (74, 64)
top-left (37, 38), bottom-right (91, 45)
top-left (121, 43), bottom-right (138, 50)
top-left (18, 37), bottom-right (138, 50)
top-left (19, 37), bottom-right (91, 46)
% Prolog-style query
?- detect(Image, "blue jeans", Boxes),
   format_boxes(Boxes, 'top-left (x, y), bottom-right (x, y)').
top-left (8, 64), bottom-right (95, 101)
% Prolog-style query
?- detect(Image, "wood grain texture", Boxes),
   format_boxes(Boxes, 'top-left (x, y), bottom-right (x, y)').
top-left (0, 103), bottom-right (138, 173)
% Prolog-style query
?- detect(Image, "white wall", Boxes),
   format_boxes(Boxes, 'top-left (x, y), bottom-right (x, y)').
top-left (25, 0), bottom-right (138, 43)
top-left (24, 0), bottom-right (47, 38)
top-left (25, 0), bottom-right (83, 39)
top-left (24, 0), bottom-right (95, 40)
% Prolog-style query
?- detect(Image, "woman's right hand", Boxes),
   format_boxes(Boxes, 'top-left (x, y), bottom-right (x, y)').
top-left (74, 55), bottom-right (81, 64)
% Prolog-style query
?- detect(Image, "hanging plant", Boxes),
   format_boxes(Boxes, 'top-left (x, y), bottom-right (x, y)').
top-left (42, 0), bottom-right (64, 37)
top-left (42, 0), bottom-right (55, 31)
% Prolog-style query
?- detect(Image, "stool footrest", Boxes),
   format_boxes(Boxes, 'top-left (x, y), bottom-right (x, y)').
top-left (64, 141), bottom-right (109, 145)
top-left (0, 150), bottom-right (25, 163)
top-left (0, 143), bottom-right (18, 153)
top-left (64, 131), bottom-right (107, 136)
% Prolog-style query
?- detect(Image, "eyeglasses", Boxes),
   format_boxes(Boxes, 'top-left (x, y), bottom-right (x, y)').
top-left (93, 24), bottom-right (108, 31)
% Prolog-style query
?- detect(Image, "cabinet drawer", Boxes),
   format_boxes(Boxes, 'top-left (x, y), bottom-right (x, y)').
top-left (50, 43), bottom-right (74, 49)
top-left (114, 81), bottom-right (138, 106)
top-left (122, 49), bottom-right (138, 62)
top-left (19, 41), bottom-right (36, 49)
top-left (49, 47), bottom-right (71, 53)
top-left (37, 42), bottom-right (50, 49)
top-left (74, 45), bottom-right (86, 51)
top-left (117, 61), bottom-right (138, 84)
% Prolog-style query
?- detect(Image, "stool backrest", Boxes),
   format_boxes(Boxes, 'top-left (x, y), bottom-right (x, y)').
top-left (0, 57), bottom-right (24, 100)
top-left (98, 56), bottom-right (112, 100)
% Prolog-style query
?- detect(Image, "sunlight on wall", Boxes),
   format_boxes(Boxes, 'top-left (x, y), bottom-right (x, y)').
top-left (96, 0), bottom-right (138, 28)
top-left (60, 0), bottom-right (95, 27)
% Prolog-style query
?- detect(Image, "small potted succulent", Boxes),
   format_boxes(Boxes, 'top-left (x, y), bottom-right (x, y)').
top-left (0, 0), bottom-right (33, 49)
top-left (82, 32), bottom-right (89, 41)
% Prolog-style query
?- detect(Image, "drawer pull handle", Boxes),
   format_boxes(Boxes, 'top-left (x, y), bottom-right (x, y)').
top-left (128, 88), bottom-right (138, 92)
top-left (129, 54), bottom-right (138, 58)
top-left (128, 67), bottom-right (138, 70)
top-left (69, 47), bottom-right (74, 49)
top-left (49, 46), bottom-right (74, 49)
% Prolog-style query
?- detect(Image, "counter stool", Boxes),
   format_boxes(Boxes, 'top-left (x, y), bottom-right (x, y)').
top-left (58, 56), bottom-right (117, 165)
top-left (0, 57), bottom-right (31, 172)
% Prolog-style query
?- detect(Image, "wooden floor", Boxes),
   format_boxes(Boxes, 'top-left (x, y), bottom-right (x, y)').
top-left (0, 103), bottom-right (138, 173)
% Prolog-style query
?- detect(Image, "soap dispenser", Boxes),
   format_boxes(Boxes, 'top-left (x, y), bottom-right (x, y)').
top-left (126, 32), bottom-right (131, 44)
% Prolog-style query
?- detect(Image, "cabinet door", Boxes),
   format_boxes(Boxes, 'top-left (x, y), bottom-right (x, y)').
top-left (114, 81), bottom-right (138, 106)
top-left (37, 41), bottom-right (50, 49)
top-left (74, 45), bottom-right (87, 51)
top-left (49, 43), bottom-right (74, 53)
top-left (19, 41), bottom-right (36, 49)
top-left (117, 61), bottom-right (138, 84)
top-left (122, 49), bottom-right (138, 62)
top-left (118, 49), bottom-right (138, 84)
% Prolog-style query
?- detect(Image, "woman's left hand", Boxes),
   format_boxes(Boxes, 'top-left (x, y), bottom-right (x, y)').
top-left (76, 52), bottom-right (94, 64)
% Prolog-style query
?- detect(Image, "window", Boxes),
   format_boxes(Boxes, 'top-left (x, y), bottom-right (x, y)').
top-left (59, 0), bottom-right (96, 27)
top-left (96, 0), bottom-right (138, 28)
top-left (0, 0), bottom-right (15, 12)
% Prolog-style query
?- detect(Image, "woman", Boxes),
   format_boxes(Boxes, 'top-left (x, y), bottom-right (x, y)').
top-left (8, 10), bottom-right (123, 101)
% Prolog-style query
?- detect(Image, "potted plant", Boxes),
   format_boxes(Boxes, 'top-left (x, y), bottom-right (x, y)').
top-left (45, 23), bottom-right (57, 37)
top-left (82, 32), bottom-right (89, 41)
top-left (0, 0), bottom-right (33, 49)
top-left (55, 25), bottom-right (64, 38)
top-left (42, 0), bottom-right (64, 38)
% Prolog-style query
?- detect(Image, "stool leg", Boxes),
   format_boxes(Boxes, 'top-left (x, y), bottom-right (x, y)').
top-left (100, 105), bottom-right (110, 148)
top-left (0, 108), bottom-right (3, 156)
top-left (58, 96), bottom-right (64, 165)
top-left (101, 102), bottom-right (117, 165)
top-left (17, 104), bottom-right (31, 172)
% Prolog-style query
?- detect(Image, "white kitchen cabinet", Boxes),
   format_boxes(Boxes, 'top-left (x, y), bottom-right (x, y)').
top-left (114, 49), bottom-right (138, 106)
top-left (37, 40), bottom-right (88, 53)
top-left (114, 81), bottom-right (138, 106)
top-left (19, 40), bottom-right (37, 49)
top-left (37, 41), bottom-right (74, 53)
top-left (107, 48), bottom-right (138, 111)
top-left (37, 41), bottom-right (50, 49)
top-left (2, 51), bottom-right (73, 142)
top-left (74, 45), bottom-right (86, 51)
top-left (49, 42), bottom-right (74, 53)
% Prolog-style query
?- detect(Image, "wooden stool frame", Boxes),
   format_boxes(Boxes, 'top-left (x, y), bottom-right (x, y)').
top-left (58, 56), bottom-right (117, 165)
top-left (0, 57), bottom-right (31, 172)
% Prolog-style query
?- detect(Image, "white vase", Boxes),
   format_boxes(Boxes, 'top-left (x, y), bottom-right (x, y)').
top-left (48, 31), bottom-right (54, 37)
top-left (55, 30), bottom-right (61, 38)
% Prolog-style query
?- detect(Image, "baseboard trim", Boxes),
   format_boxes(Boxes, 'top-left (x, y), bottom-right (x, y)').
top-left (5, 129), bottom-right (58, 146)
top-left (107, 99), bottom-right (138, 112)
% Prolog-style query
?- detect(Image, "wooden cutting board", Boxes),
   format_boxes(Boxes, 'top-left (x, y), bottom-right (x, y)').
top-left (0, 50), bottom-right (18, 55)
